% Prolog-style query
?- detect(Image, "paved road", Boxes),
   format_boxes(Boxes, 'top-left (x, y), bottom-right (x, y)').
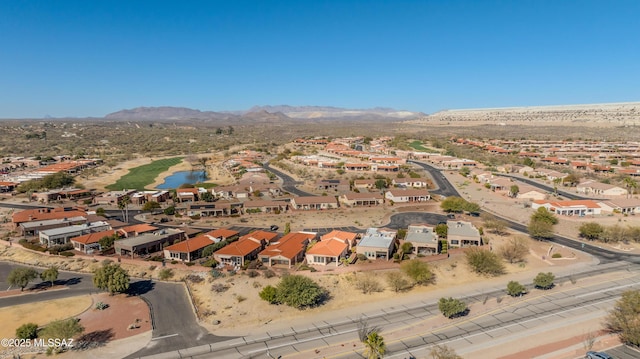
top-left (407, 160), bottom-right (460, 197)
top-left (161, 265), bottom-right (639, 359)
top-left (497, 173), bottom-right (594, 200)
top-left (0, 261), bottom-right (229, 357)
top-left (0, 261), bottom-right (96, 306)
top-left (127, 281), bottom-right (233, 358)
top-left (263, 164), bottom-right (312, 197)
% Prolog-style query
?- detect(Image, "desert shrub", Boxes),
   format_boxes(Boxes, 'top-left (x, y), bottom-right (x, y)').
top-left (259, 275), bottom-right (327, 309)
top-left (533, 272), bottom-right (555, 290)
top-left (158, 268), bottom-right (174, 280)
top-left (386, 271), bottom-right (412, 293)
top-left (201, 258), bottom-right (218, 268)
top-left (211, 284), bottom-right (230, 293)
top-left (354, 274), bottom-right (383, 294)
top-left (210, 270), bottom-right (225, 279)
top-left (551, 253), bottom-right (562, 258)
top-left (16, 323), bottom-right (38, 339)
top-left (400, 259), bottom-right (434, 285)
top-left (259, 285), bottom-right (278, 303)
top-left (18, 239), bottom-right (47, 252)
top-left (438, 297), bottom-right (468, 319)
top-left (247, 270), bottom-right (259, 278)
top-left (465, 248), bottom-right (505, 276)
top-left (263, 269), bottom-right (276, 278)
top-left (95, 302), bottom-right (109, 310)
top-left (506, 281), bottom-right (527, 297)
top-left (185, 274), bottom-right (204, 283)
top-left (59, 251), bottom-right (75, 257)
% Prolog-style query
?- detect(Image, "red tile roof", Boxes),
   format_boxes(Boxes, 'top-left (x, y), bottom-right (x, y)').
top-left (214, 237), bottom-right (262, 257)
top-left (12, 207), bottom-right (87, 224)
top-left (71, 230), bottom-right (117, 245)
top-left (117, 224), bottom-right (158, 236)
top-left (205, 228), bottom-right (239, 239)
top-left (306, 238), bottom-right (348, 257)
top-left (164, 234), bottom-right (215, 253)
top-left (321, 230), bottom-right (358, 242)
top-left (259, 232), bottom-right (315, 260)
top-left (241, 230), bottom-right (279, 243)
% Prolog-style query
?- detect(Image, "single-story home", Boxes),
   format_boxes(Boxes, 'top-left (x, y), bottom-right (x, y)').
top-left (12, 207), bottom-right (87, 228)
top-left (243, 200), bottom-right (288, 214)
top-left (356, 228), bottom-right (397, 261)
top-left (258, 231), bottom-right (316, 268)
top-left (316, 179), bottom-right (350, 192)
top-left (19, 216), bottom-right (87, 236)
top-left (306, 230), bottom-right (358, 266)
top-left (115, 228), bottom-right (186, 258)
top-left (598, 198), bottom-right (640, 215)
top-left (576, 180), bottom-right (627, 197)
top-left (514, 184), bottom-right (547, 201)
top-left (163, 234), bottom-right (215, 262)
top-left (447, 221), bottom-right (482, 248)
top-left (117, 224), bottom-right (159, 238)
top-left (384, 189), bottom-right (430, 203)
top-left (392, 178), bottom-right (430, 188)
top-left (70, 229), bottom-right (117, 254)
top-left (290, 196), bottom-right (339, 210)
top-left (339, 192), bottom-right (384, 207)
top-left (532, 199), bottom-right (602, 216)
top-left (352, 179), bottom-right (377, 191)
top-left (39, 221), bottom-right (111, 247)
top-left (214, 230), bottom-right (278, 267)
top-left (404, 224), bottom-right (439, 255)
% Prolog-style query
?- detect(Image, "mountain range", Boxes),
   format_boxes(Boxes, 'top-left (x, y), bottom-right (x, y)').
top-left (104, 105), bottom-right (424, 121)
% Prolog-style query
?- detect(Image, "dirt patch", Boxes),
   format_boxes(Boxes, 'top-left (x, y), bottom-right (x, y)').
top-left (193, 237), bottom-right (587, 336)
top-left (0, 296), bottom-right (92, 355)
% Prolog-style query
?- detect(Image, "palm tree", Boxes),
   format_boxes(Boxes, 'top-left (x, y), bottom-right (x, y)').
top-left (552, 178), bottom-right (562, 196)
top-left (623, 177), bottom-right (638, 198)
top-left (118, 195), bottom-right (131, 223)
top-left (363, 331), bottom-right (386, 359)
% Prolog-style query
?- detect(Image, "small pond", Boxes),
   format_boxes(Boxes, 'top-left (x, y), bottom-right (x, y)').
top-left (156, 170), bottom-right (208, 189)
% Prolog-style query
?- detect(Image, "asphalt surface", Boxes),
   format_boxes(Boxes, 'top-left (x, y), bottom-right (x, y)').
top-left (386, 212), bottom-right (449, 229)
top-left (407, 160), bottom-right (460, 197)
top-left (0, 261), bottom-right (229, 357)
top-left (263, 163), bottom-right (312, 197)
top-left (0, 261), bottom-right (96, 306)
top-left (497, 173), bottom-right (594, 200)
top-left (598, 345), bottom-right (640, 359)
top-left (126, 281), bottom-right (233, 359)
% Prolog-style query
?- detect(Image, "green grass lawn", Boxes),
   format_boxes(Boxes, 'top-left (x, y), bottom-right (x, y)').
top-left (106, 157), bottom-right (184, 191)
top-left (408, 140), bottom-right (438, 153)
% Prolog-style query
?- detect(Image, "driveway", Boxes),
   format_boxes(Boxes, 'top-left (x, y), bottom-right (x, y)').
top-left (126, 281), bottom-right (233, 358)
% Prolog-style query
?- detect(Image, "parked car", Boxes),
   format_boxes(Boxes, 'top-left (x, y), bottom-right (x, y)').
top-left (586, 351), bottom-right (613, 359)
top-left (270, 225), bottom-right (279, 231)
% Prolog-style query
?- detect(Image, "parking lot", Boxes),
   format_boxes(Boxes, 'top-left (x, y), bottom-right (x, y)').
top-left (582, 346), bottom-right (640, 359)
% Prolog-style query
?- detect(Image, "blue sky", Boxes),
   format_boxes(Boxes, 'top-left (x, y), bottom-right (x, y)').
top-left (1, 0), bottom-right (639, 118)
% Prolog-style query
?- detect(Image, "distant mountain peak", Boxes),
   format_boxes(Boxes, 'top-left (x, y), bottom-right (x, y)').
top-left (104, 105), bottom-right (423, 121)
